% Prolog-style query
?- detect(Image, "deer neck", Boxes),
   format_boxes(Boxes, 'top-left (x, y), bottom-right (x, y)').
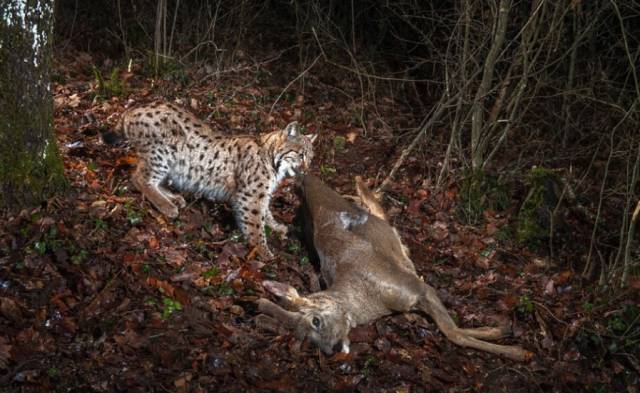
top-left (313, 279), bottom-right (390, 326)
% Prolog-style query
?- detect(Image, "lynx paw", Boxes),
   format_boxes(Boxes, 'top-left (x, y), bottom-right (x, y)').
top-left (271, 223), bottom-right (288, 238)
top-left (258, 245), bottom-right (274, 260)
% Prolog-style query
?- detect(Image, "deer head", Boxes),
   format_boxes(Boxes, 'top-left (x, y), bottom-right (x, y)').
top-left (258, 282), bottom-right (354, 354)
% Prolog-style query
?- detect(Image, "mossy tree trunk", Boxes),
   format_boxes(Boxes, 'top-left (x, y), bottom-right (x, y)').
top-left (0, 0), bottom-right (65, 210)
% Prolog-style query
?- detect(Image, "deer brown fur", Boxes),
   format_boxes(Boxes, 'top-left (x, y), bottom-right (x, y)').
top-left (258, 175), bottom-right (532, 361)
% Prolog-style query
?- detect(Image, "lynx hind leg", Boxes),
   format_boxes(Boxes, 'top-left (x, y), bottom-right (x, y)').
top-left (131, 159), bottom-right (179, 218)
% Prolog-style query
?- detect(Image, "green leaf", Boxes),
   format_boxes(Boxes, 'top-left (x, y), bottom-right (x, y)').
top-left (217, 281), bottom-right (235, 296)
top-left (33, 241), bottom-right (47, 255)
top-left (161, 297), bottom-right (182, 319)
top-left (202, 266), bottom-right (220, 279)
top-left (333, 136), bottom-right (346, 152)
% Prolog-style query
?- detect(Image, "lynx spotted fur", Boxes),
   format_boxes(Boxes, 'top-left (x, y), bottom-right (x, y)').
top-left (115, 102), bottom-right (316, 258)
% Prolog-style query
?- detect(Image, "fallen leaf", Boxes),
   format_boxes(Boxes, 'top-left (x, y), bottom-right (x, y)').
top-left (544, 279), bottom-right (556, 296)
top-left (146, 277), bottom-right (176, 298)
top-left (553, 270), bottom-right (572, 285)
top-left (164, 249), bottom-right (186, 266)
top-left (349, 325), bottom-right (377, 343)
top-left (431, 221), bottom-right (449, 241)
top-left (0, 337), bottom-right (11, 369)
top-left (0, 297), bottom-right (23, 323)
top-left (147, 236), bottom-right (159, 249)
top-left (68, 93), bottom-right (81, 108)
top-left (116, 155), bottom-right (138, 167)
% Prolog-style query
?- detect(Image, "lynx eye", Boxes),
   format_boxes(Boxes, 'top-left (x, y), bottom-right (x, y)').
top-left (312, 316), bottom-right (321, 329)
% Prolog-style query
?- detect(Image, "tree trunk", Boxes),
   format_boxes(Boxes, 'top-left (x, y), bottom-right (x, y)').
top-left (0, 0), bottom-right (66, 209)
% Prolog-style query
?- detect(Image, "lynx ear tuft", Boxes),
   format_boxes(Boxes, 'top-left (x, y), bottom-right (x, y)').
top-left (284, 121), bottom-right (299, 137)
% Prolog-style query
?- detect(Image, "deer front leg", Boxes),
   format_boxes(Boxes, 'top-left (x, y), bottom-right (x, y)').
top-left (131, 161), bottom-right (179, 218)
top-left (159, 186), bottom-right (187, 208)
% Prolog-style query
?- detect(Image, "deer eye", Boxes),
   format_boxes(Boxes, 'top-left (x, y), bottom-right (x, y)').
top-left (312, 317), bottom-right (321, 329)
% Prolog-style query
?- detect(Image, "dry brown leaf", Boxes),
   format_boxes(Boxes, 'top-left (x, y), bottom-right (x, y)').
top-left (0, 337), bottom-right (11, 369)
top-left (147, 236), bottom-right (159, 249)
top-left (68, 93), bottom-right (81, 108)
top-left (553, 270), bottom-right (572, 286)
top-left (0, 297), bottom-right (23, 322)
top-left (146, 277), bottom-right (176, 298)
top-left (116, 155), bottom-right (138, 167)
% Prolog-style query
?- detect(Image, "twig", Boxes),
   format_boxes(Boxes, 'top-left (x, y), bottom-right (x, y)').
top-left (585, 99), bottom-right (639, 276)
top-left (311, 27), bottom-right (434, 83)
top-left (268, 55), bottom-right (321, 116)
top-left (376, 91), bottom-right (460, 194)
top-left (470, 0), bottom-right (511, 169)
top-left (168, 0), bottom-right (180, 59)
top-left (621, 199), bottom-right (640, 286)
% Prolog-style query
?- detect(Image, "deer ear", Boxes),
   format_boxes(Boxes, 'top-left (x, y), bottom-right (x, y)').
top-left (307, 134), bottom-right (318, 144)
top-left (263, 280), bottom-right (300, 301)
top-left (283, 121), bottom-right (299, 138)
top-left (257, 298), bottom-right (301, 329)
top-left (263, 280), bottom-right (313, 309)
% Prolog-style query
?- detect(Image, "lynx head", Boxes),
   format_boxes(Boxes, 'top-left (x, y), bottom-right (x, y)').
top-left (261, 122), bottom-right (317, 181)
top-left (258, 280), bottom-right (354, 354)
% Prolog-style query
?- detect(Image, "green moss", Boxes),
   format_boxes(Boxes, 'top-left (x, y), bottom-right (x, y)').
top-left (457, 169), bottom-right (509, 225)
top-left (516, 167), bottom-right (560, 250)
top-left (0, 1), bottom-right (67, 209)
top-left (0, 114), bottom-right (67, 209)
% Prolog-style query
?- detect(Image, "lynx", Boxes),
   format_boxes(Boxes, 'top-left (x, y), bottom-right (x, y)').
top-left (113, 102), bottom-right (316, 258)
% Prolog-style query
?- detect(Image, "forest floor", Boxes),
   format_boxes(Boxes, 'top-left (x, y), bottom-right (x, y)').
top-left (1, 50), bottom-right (639, 392)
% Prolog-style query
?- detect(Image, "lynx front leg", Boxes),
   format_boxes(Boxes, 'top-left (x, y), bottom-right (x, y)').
top-left (131, 160), bottom-right (179, 218)
top-left (234, 199), bottom-right (273, 260)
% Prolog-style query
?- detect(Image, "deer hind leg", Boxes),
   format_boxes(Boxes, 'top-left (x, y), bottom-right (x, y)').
top-left (131, 159), bottom-right (179, 218)
top-left (159, 185), bottom-right (187, 208)
top-left (355, 176), bottom-right (387, 221)
top-left (459, 325), bottom-right (511, 340)
top-left (418, 284), bottom-right (532, 362)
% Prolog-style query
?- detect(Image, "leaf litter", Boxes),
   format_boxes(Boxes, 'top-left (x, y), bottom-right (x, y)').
top-left (0, 50), bottom-right (637, 392)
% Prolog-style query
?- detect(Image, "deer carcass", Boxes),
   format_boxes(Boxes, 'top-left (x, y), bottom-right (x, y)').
top-left (257, 175), bottom-right (531, 361)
